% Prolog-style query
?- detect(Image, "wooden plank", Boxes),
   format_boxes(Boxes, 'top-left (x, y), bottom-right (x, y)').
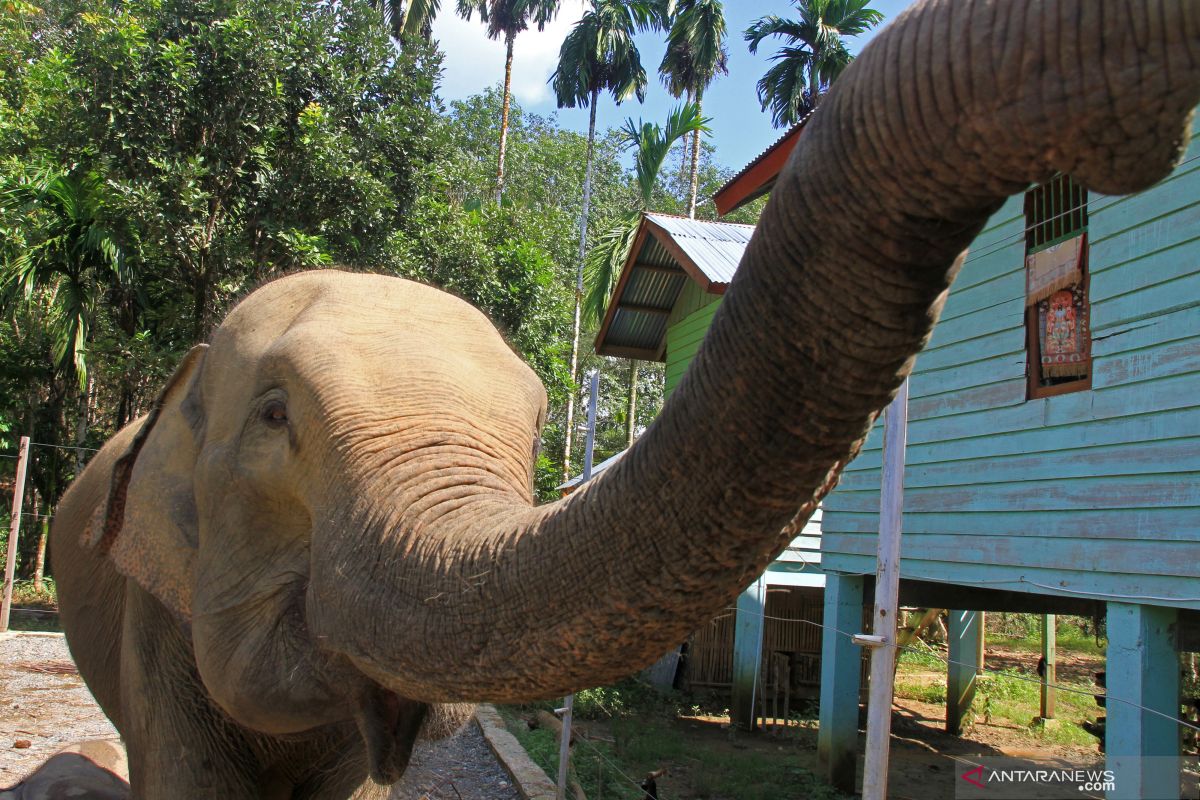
top-left (1092, 304), bottom-right (1200, 356)
top-left (912, 327), bottom-right (1023, 373)
top-left (821, 506), bottom-right (1200, 542)
top-left (1091, 230), bottom-right (1200, 302)
top-left (835, 437), bottom-right (1200, 492)
top-left (1095, 335), bottom-right (1200, 389)
top-left (828, 472), bottom-right (1200, 514)
top-left (817, 554), bottom-right (1200, 611)
top-left (823, 533), bottom-right (1200, 579)
top-left (907, 378), bottom-right (1026, 422)
top-left (1089, 173), bottom-right (1200, 252)
top-left (1092, 269), bottom-right (1200, 330)
top-left (924, 294), bottom-right (1024, 352)
top-left (934, 262), bottom-right (1025, 324)
top-left (845, 406), bottom-right (1200, 472)
top-left (908, 352), bottom-right (1027, 400)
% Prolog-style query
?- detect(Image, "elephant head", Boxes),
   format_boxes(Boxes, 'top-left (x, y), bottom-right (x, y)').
top-left (78, 0), bottom-right (1200, 788)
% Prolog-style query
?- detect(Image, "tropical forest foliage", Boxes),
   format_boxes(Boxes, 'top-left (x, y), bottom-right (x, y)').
top-left (0, 0), bottom-right (769, 585)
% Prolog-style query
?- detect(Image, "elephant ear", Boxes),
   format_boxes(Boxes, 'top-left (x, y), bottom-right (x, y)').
top-left (86, 344), bottom-right (208, 619)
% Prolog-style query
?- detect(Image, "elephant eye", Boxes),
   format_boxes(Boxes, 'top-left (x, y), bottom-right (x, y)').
top-left (263, 400), bottom-right (289, 426)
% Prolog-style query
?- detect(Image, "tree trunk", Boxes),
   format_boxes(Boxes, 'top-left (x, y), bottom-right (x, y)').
top-left (32, 512), bottom-right (48, 592)
top-left (73, 371), bottom-right (92, 474)
top-left (626, 359), bottom-right (638, 449)
top-left (496, 31), bottom-right (516, 206)
top-left (809, 59), bottom-right (821, 109)
top-left (192, 269), bottom-right (209, 344)
top-left (562, 92), bottom-right (601, 481)
top-left (688, 93), bottom-right (703, 219)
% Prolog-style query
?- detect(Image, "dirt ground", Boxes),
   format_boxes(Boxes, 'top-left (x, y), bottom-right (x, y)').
top-left (0, 632), bottom-right (518, 799)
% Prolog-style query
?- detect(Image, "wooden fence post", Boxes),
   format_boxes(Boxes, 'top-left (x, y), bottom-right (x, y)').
top-left (1, 436), bottom-right (32, 634)
top-left (861, 378), bottom-right (909, 800)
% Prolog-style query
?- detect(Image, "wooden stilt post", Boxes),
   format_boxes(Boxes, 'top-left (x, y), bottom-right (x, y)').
top-left (557, 372), bottom-right (598, 800)
top-left (860, 378), bottom-right (909, 800)
top-left (1106, 602), bottom-right (1180, 800)
top-left (1, 436), bottom-right (31, 634)
top-left (946, 610), bottom-right (981, 735)
top-left (1039, 613), bottom-right (1056, 721)
top-left (732, 574), bottom-right (767, 730)
top-left (819, 572), bottom-right (865, 793)
top-left (976, 611), bottom-right (986, 676)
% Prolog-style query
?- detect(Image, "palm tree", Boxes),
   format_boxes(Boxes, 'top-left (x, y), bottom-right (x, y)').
top-left (0, 167), bottom-right (131, 470)
top-left (551, 0), bottom-right (665, 481)
top-left (745, 0), bottom-right (883, 127)
top-left (659, 0), bottom-right (727, 218)
top-left (370, 0), bottom-right (441, 42)
top-left (457, 0), bottom-right (562, 204)
top-left (584, 102), bottom-right (709, 449)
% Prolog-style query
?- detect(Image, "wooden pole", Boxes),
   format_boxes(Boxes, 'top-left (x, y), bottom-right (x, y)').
top-left (976, 611), bottom-right (986, 676)
top-left (1040, 613), bottom-right (1056, 720)
top-left (1, 436), bottom-right (32, 633)
top-left (860, 379), bottom-right (909, 800)
top-left (557, 372), bottom-right (599, 800)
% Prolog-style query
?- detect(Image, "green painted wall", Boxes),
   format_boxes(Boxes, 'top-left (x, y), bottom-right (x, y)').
top-left (819, 118), bottom-right (1200, 610)
top-left (665, 281), bottom-right (722, 399)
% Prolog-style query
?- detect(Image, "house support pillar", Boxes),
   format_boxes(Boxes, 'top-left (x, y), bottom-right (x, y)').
top-left (1105, 602), bottom-right (1179, 800)
top-left (946, 609), bottom-right (981, 735)
top-left (731, 574), bottom-right (766, 730)
top-left (818, 572), bottom-right (864, 794)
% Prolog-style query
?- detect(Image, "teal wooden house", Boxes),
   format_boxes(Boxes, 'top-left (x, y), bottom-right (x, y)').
top-left (814, 121), bottom-right (1200, 798)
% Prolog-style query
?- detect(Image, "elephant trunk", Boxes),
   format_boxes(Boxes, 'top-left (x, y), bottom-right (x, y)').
top-left (315, 0), bottom-right (1200, 704)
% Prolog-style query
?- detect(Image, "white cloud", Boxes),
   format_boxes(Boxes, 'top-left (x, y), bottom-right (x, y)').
top-left (431, 2), bottom-right (587, 107)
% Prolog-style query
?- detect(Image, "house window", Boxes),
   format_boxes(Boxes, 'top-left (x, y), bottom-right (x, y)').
top-left (1025, 175), bottom-right (1091, 399)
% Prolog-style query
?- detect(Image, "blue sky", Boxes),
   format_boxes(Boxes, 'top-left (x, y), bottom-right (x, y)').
top-left (432, 0), bottom-right (916, 172)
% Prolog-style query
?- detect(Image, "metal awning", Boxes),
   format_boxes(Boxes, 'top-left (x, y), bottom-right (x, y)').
top-left (594, 213), bottom-right (755, 361)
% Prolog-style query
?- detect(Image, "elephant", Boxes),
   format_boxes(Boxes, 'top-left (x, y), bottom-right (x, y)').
top-left (46, 0), bottom-right (1200, 797)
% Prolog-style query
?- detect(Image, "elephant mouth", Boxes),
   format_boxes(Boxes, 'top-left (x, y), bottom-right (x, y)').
top-left (353, 684), bottom-right (428, 785)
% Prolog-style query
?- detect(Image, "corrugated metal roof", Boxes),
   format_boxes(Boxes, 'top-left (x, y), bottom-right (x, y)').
top-left (645, 213), bottom-right (755, 288)
top-left (594, 213), bottom-right (756, 359)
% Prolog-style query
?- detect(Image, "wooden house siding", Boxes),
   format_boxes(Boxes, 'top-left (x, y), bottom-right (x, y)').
top-left (819, 121), bottom-right (1200, 609)
top-left (665, 284), bottom-right (722, 400)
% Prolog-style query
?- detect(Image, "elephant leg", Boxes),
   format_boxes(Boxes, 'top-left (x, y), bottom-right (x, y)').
top-left (119, 583), bottom-right (261, 798)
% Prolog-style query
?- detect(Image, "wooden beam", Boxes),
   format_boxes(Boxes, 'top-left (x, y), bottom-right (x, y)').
top-left (594, 344), bottom-right (661, 362)
top-left (713, 123), bottom-right (807, 216)
top-left (617, 302), bottom-right (671, 316)
top-left (632, 263), bottom-right (685, 276)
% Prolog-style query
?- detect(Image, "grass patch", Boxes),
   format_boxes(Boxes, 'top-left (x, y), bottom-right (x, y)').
top-left (4, 578), bottom-right (60, 632)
